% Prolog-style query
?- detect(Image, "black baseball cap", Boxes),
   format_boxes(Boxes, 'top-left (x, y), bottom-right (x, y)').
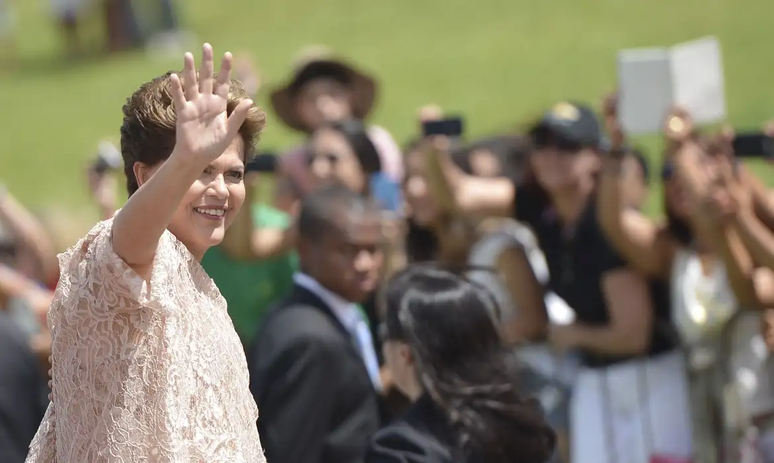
top-left (529, 102), bottom-right (605, 151)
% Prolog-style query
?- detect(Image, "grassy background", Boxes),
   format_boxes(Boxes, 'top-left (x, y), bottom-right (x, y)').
top-left (1, 0), bottom-right (773, 237)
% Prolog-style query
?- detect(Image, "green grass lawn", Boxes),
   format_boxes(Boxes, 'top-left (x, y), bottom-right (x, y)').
top-left (1, 0), bottom-right (773, 223)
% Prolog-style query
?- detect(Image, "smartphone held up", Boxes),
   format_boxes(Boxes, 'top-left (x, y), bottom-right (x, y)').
top-left (91, 141), bottom-right (123, 174)
top-left (422, 117), bottom-right (464, 138)
top-left (732, 133), bottom-right (774, 159)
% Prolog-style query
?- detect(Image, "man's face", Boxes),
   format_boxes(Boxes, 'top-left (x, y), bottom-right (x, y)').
top-left (302, 209), bottom-right (384, 303)
top-left (295, 78), bottom-right (353, 131)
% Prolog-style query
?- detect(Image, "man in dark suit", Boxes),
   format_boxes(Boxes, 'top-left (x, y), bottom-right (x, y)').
top-left (249, 184), bottom-right (384, 463)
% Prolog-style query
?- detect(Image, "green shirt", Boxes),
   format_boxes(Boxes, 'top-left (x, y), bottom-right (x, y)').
top-left (202, 204), bottom-right (297, 346)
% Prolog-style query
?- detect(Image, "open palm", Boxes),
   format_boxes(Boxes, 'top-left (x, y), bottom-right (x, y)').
top-left (170, 44), bottom-right (253, 165)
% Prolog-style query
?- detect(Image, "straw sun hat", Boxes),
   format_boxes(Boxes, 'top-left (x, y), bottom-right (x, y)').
top-left (269, 46), bottom-right (377, 133)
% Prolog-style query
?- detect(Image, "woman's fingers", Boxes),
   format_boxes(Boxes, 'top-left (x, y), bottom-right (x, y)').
top-left (169, 74), bottom-right (187, 110)
top-left (225, 99), bottom-right (253, 141)
top-left (181, 52), bottom-right (199, 100)
top-left (198, 44), bottom-right (215, 95)
top-left (215, 52), bottom-right (234, 100)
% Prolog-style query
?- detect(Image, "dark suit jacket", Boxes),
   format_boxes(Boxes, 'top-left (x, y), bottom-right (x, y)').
top-left (365, 395), bottom-right (485, 463)
top-left (0, 312), bottom-right (49, 463)
top-left (249, 283), bottom-right (381, 463)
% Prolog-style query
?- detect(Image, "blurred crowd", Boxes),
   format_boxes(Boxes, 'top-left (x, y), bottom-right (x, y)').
top-left (3, 42), bottom-right (774, 463)
top-left (0, 0), bottom-right (182, 66)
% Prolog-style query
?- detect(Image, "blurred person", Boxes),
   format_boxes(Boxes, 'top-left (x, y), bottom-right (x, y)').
top-left (270, 47), bottom-right (403, 199)
top-left (0, 310), bottom-right (49, 463)
top-left (233, 53), bottom-right (262, 98)
top-left (424, 101), bottom-right (690, 463)
top-left (694, 123), bottom-right (774, 461)
top-left (403, 135), bottom-right (573, 462)
top-left (599, 105), bottom-right (774, 461)
top-left (249, 183), bottom-right (384, 463)
top-left (368, 264), bottom-right (556, 463)
top-left (51, 0), bottom-right (88, 56)
top-left (26, 45), bottom-right (268, 461)
top-left (0, 185), bottom-right (58, 289)
top-left (0, 0), bottom-right (16, 70)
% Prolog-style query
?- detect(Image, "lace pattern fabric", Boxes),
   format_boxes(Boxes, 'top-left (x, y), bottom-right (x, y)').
top-left (25, 218), bottom-right (265, 462)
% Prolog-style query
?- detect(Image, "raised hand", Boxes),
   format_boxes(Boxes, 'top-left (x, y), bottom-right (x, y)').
top-left (663, 106), bottom-right (694, 144)
top-left (170, 44), bottom-right (254, 167)
top-left (601, 91), bottom-right (624, 151)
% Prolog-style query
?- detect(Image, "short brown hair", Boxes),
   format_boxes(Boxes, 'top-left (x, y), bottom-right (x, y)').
top-left (120, 71), bottom-right (266, 196)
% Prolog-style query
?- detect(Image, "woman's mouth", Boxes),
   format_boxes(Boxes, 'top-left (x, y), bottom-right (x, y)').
top-left (194, 207), bottom-right (226, 221)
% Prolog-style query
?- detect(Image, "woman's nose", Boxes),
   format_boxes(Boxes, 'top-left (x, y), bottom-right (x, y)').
top-left (210, 175), bottom-right (229, 198)
top-left (311, 157), bottom-right (331, 179)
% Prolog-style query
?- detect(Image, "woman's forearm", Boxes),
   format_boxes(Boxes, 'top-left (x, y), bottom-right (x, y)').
top-left (0, 193), bottom-right (58, 282)
top-left (112, 151), bottom-right (203, 269)
top-left (735, 209), bottom-right (774, 272)
top-left (573, 323), bottom-right (649, 355)
top-left (249, 226), bottom-right (297, 259)
top-left (714, 225), bottom-right (760, 308)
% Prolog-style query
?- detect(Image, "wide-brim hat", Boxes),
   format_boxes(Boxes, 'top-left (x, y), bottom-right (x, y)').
top-left (270, 46), bottom-right (377, 133)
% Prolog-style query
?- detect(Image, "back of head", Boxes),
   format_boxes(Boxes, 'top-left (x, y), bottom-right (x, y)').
top-left (384, 265), bottom-right (556, 463)
top-left (297, 182), bottom-right (378, 243)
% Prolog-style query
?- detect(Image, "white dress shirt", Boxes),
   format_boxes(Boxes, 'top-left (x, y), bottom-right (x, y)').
top-left (293, 273), bottom-right (382, 391)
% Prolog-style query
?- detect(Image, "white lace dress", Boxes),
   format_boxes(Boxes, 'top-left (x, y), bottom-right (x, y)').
top-left (25, 218), bottom-right (265, 462)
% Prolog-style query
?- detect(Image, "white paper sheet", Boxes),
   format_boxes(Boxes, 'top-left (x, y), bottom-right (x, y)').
top-left (617, 36), bottom-right (725, 135)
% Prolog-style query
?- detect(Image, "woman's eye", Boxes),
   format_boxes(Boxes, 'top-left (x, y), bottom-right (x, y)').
top-left (227, 171), bottom-right (244, 180)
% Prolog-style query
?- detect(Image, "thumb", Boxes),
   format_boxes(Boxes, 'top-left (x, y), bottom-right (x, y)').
top-left (226, 99), bottom-right (254, 142)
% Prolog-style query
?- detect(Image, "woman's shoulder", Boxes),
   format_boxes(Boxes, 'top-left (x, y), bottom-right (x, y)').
top-left (366, 398), bottom-right (455, 463)
top-left (56, 215), bottom-right (193, 313)
top-left (367, 421), bottom-right (451, 463)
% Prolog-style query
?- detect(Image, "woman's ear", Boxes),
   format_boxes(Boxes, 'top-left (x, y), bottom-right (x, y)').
top-left (132, 162), bottom-right (150, 189)
top-left (400, 343), bottom-right (414, 366)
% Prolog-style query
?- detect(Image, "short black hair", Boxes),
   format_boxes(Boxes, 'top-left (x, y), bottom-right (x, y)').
top-left (297, 183), bottom-right (380, 242)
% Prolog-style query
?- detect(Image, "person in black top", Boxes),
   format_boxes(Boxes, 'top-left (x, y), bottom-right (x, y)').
top-left (0, 311), bottom-right (49, 463)
top-left (367, 264), bottom-right (556, 463)
top-left (423, 102), bottom-right (690, 463)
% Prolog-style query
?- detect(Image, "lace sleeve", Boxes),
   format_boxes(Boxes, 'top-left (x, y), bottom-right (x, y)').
top-left (26, 218), bottom-right (183, 462)
top-left (73, 217), bottom-right (176, 311)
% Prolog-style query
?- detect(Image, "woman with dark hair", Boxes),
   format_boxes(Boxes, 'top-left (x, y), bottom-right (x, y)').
top-left (401, 137), bottom-right (574, 462)
top-left (367, 264), bottom-right (556, 463)
top-left (599, 107), bottom-right (774, 462)
top-left (424, 101), bottom-right (689, 462)
top-left (310, 118), bottom-right (383, 195)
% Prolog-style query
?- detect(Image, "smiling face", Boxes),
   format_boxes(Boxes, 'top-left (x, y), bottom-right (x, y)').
top-left (136, 137), bottom-right (247, 259)
top-left (310, 127), bottom-right (367, 194)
